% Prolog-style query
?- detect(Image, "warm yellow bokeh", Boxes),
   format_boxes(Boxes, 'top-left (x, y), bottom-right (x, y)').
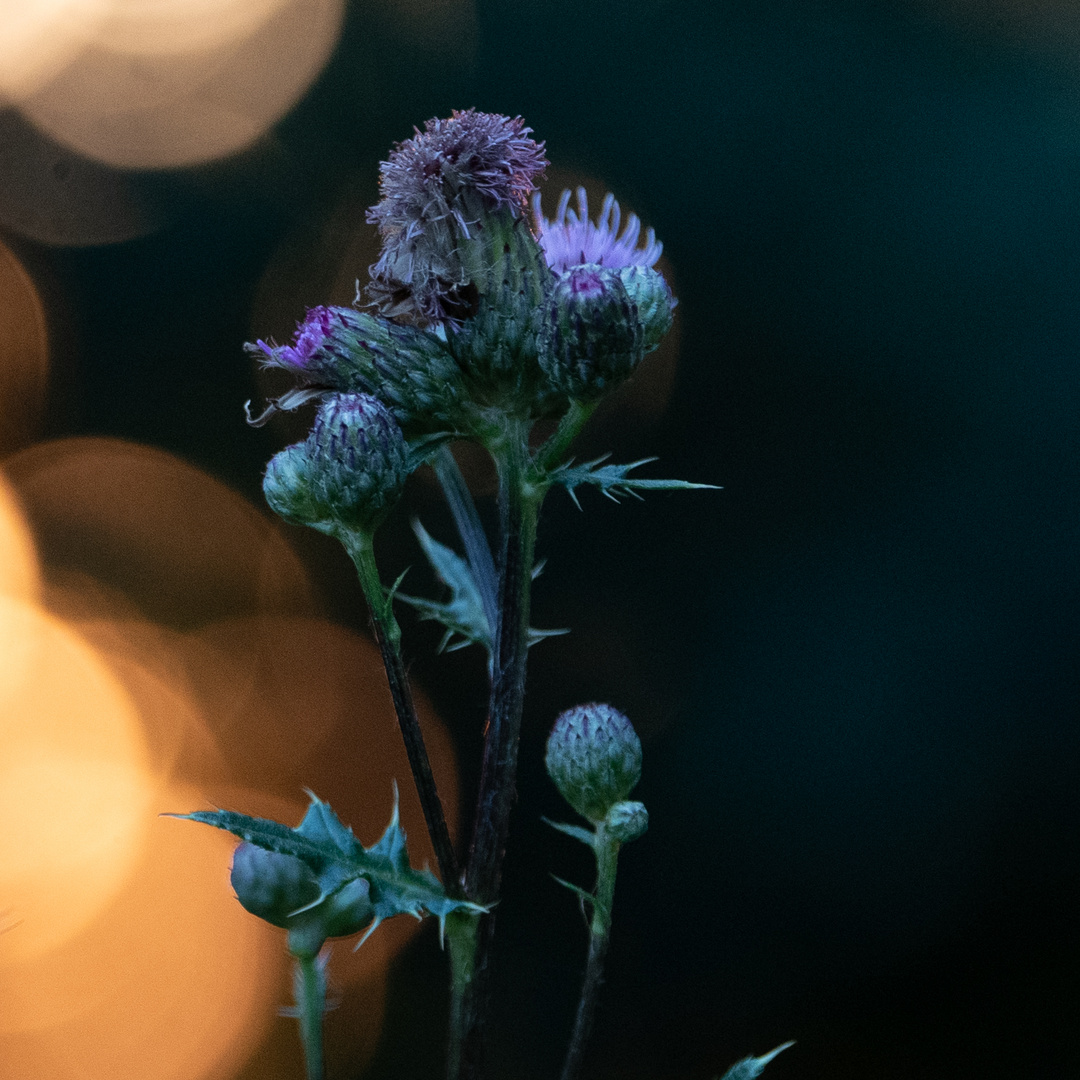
top-left (5, 437), bottom-right (316, 629)
top-left (0, 240), bottom-right (49, 455)
top-left (0, 596), bottom-right (153, 963)
top-left (0, 0), bottom-right (105, 101)
top-left (17, 0), bottom-right (345, 168)
top-left (0, 473), bottom-right (40, 604)
top-left (0, 784), bottom-right (285, 1079)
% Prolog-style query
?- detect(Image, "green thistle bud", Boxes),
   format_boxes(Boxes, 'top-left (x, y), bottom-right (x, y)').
top-left (616, 266), bottom-right (676, 351)
top-left (604, 799), bottom-right (649, 843)
top-left (545, 703), bottom-right (643, 823)
top-left (262, 393), bottom-right (409, 536)
top-left (230, 843), bottom-right (375, 958)
top-left (538, 265), bottom-right (645, 401)
top-left (306, 392), bottom-right (409, 532)
top-left (263, 442), bottom-right (329, 530)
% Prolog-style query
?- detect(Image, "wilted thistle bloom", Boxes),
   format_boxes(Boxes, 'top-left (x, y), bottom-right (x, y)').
top-left (531, 187), bottom-right (663, 274)
top-left (367, 109), bottom-right (548, 325)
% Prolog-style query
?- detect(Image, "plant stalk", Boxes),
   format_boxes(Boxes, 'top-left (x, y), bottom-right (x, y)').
top-left (559, 824), bottom-right (620, 1080)
top-left (343, 528), bottom-right (461, 892)
top-left (294, 952), bottom-right (327, 1080)
top-left (451, 421), bottom-right (540, 1080)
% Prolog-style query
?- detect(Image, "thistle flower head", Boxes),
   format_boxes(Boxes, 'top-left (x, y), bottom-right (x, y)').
top-left (255, 306), bottom-right (337, 373)
top-left (366, 110), bottom-right (548, 324)
top-left (545, 702), bottom-right (643, 823)
top-left (532, 187), bottom-right (663, 274)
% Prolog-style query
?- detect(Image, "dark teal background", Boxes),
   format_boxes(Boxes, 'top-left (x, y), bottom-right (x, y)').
top-left (4, 1), bottom-right (1080, 1077)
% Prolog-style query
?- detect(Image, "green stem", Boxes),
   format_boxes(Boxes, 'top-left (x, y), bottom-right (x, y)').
top-left (451, 420), bottom-right (540, 1080)
top-left (532, 399), bottom-right (598, 477)
top-left (342, 528), bottom-right (461, 892)
top-left (559, 824), bottom-right (621, 1080)
top-left (294, 952), bottom-right (327, 1080)
top-left (445, 909), bottom-right (481, 1080)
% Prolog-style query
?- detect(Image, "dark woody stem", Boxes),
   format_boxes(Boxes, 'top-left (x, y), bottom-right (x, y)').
top-left (342, 528), bottom-right (461, 892)
top-left (451, 419), bottom-right (541, 1080)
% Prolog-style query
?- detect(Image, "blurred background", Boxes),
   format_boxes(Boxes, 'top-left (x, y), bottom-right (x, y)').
top-left (1, 0), bottom-right (1079, 1077)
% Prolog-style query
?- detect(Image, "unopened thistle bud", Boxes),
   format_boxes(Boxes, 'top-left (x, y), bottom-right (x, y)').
top-left (545, 703), bottom-right (643, 824)
top-left (538, 265), bottom-right (645, 401)
top-left (262, 393), bottom-right (409, 536)
top-left (604, 799), bottom-right (649, 843)
top-left (231, 843), bottom-right (374, 958)
top-left (616, 266), bottom-right (676, 352)
top-left (263, 442), bottom-right (327, 530)
top-left (307, 393), bottom-right (409, 532)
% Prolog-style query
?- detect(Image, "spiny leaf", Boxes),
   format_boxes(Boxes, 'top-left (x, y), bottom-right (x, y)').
top-left (397, 521), bottom-right (567, 657)
top-left (396, 520), bottom-right (493, 655)
top-left (541, 816), bottom-right (596, 849)
top-left (550, 455), bottom-right (719, 507)
top-left (169, 788), bottom-right (484, 945)
top-left (717, 1042), bottom-right (795, 1080)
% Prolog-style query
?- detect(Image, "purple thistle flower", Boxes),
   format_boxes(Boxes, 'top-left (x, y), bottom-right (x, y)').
top-left (256, 306), bottom-right (337, 372)
top-left (531, 187), bottom-right (663, 274)
top-left (366, 110), bottom-right (548, 324)
top-left (369, 110), bottom-right (547, 236)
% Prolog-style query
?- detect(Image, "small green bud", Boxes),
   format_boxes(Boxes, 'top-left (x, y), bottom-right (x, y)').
top-left (263, 442), bottom-right (328, 530)
top-left (545, 702), bottom-right (643, 823)
top-left (616, 266), bottom-right (676, 351)
top-left (262, 393), bottom-right (410, 536)
top-left (538, 265), bottom-right (645, 401)
top-left (231, 842), bottom-right (375, 959)
top-left (307, 392), bottom-right (409, 532)
top-left (604, 799), bottom-right (649, 843)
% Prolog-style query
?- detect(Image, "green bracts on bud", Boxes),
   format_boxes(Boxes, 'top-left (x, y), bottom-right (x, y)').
top-left (604, 800), bottom-right (649, 843)
top-left (538, 265), bottom-right (646, 401)
top-left (616, 266), bottom-right (676, 352)
top-left (263, 393), bottom-right (409, 536)
top-left (231, 842), bottom-right (375, 958)
top-left (546, 703), bottom-right (643, 824)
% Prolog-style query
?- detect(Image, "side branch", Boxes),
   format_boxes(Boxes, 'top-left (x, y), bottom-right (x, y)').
top-left (343, 529), bottom-right (461, 892)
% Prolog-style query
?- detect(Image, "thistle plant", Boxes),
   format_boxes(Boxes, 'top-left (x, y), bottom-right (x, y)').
top-left (175, 109), bottom-right (789, 1080)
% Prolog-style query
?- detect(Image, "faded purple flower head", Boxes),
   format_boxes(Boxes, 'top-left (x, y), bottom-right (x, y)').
top-left (369, 110), bottom-right (547, 235)
top-left (366, 110), bottom-right (548, 324)
top-left (532, 187), bottom-right (663, 274)
top-left (255, 306), bottom-right (337, 372)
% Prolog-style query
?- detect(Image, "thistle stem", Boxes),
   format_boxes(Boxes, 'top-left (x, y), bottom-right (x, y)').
top-left (294, 951), bottom-right (327, 1080)
top-left (532, 400), bottom-right (598, 476)
top-left (559, 824), bottom-right (621, 1080)
top-left (343, 528), bottom-right (461, 892)
top-left (451, 421), bottom-right (540, 1080)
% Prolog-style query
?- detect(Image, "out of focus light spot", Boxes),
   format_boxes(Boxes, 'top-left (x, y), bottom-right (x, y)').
top-left (0, 239), bottom-right (48, 453)
top-left (94, 0), bottom-right (290, 56)
top-left (0, 0), bottom-right (102, 101)
top-left (18, 0), bottom-right (346, 168)
top-left (0, 784), bottom-right (283, 1080)
top-left (0, 597), bottom-right (153, 963)
top-left (0, 473), bottom-right (40, 603)
top-left (0, 112), bottom-right (160, 246)
top-left (4, 437), bottom-right (316, 628)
